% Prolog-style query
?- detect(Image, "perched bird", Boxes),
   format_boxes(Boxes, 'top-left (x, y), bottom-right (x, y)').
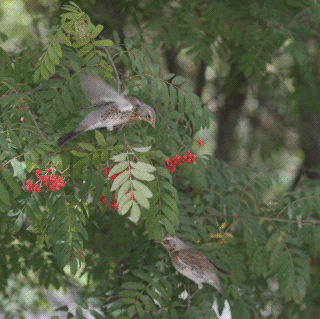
top-left (161, 234), bottom-right (229, 300)
top-left (57, 74), bottom-right (156, 147)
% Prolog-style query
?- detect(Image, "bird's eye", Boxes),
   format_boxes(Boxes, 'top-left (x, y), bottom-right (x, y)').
top-left (147, 114), bottom-right (151, 119)
top-left (163, 239), bottom-right (170, 244)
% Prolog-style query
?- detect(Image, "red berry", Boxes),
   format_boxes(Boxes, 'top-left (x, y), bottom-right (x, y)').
top-left (164, 159), bottom-right (167, 163)
top-left (46, 168), bottom-right (51, 173)
top-left (35, 169), bottom-right (40, 176)
top-left (100, 195), bottom-right (106, 205)
top-left (198, 139), bottom-right (203, 146)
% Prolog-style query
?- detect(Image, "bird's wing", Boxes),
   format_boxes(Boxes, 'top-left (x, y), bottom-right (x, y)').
top-left (80, 75), bottom-right (133, 111)
top-left (71, 102), bottom-right (114, 113)
top-left (178, 247), bottom-right (229, 275)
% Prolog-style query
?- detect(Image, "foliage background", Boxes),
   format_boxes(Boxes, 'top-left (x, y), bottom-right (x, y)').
top-left (1, 0), bottom-right (320, 318)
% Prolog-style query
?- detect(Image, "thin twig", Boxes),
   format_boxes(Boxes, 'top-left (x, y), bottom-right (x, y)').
top-left (104, 48), bottom-right (121, 92)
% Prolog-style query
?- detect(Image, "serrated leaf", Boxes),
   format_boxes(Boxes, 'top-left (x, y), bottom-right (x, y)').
top-left (163, 73), bottom-right (175, 80)
top-left (118, 180), bottom-right (131, 200)
top-left (52, 39), bottom-right (62, 57)
top-left (72, 221), bottom-right (89, 241)
top-left (111, 170), bottom-right (130, 191)
top-left (132, 180), bottom-right (153, 198)
top-left (109, 162), bottom-right (129, 176)
top-left (95, 39), bottom-right (113, 47)
top-left (130, 202), bottom-right (141, 222)
top-left (130, 161), bottom-right (156, 173)
top-left (132, 146), bottom-right (152, 153)
top-left (77, 43), bottom-right (93, 57)
top-left (94, 130), bottom-right (106, 146)
top-left (161, 216), bottom-right (175, 235)
top-left (90, 24), bottom-right (103, 38)
top-left (121, 282), bottom-right (145, 290)
top-left (151, 77), bottom-right (159, 101)
top-left (131, 169), bottom-right (155, 181)
top-left (11, 159), bottom-right (26, 182)
top-left (133, 190), bottom-right (150, 209)
top-left (172, 76), bottom-right (185, 85)
top-left (156, 166), bottom-right (172, 183)
top-left (110, 153), bottom-right (127, 162)
top-left (77, 142), bottom-right (96, 152)
top-left (57, 31), bottom-right (72, 46)
top-left (119, 200), bottom-right (132, 215)
top-left (161, 204), bottom-right (179, 227)
top-left (2, 167), bottom-right (21, 195)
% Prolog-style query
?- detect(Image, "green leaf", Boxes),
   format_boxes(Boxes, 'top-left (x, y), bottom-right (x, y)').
top-left (111, 170), bottom-right (130, 191)
top-left (121, 282), bottom-right (145, 290)
top-left (92, 175), bottom-right (103, 205)
top-left (131, 169), bottom-right (155, 181)
top-left (156, 166), bottom-right (172, 183)
top-left (132, 146), bottom-right (152, 153)
top-left (77, 142), bottom-right (96, 152)
top-left (119, 290), bottom-right (140, 298)
top-left (161, 204), bottom-right (179, 227)
top-left (44, 54), bottom-right (55, 74)
top-left (133, 190), bottom-right (150, 209)
top-left (52, 39), bottom-right (62, 57)
top-left (48, 46), bottom-right (60, 65)
top-left (108, 162), bottom-right (129, 176)
top-left (11, 159), bottom-right (26, 182)
top-left (163, 73), bottom-right (175, 80)
top-left (151, 77), bottom-right (158, 101)
top-left (90, 24), bottom-right (104, 38)
top-left (110, 153), bottom-right (127, 162)
top-left (1, 167), bottom-right (21, 195)
top-left (94, 130), bottom-right (106, 146)
top-left (132, 180), bottom-right (153, 198)
top-left (77, 43), bottom-right (93, 57)
top-left (72, 221), bottom-right (89, 241)
top-left (130, 161), bottom-right (156, 173)
top-left (161, 216), bottom-right (175, 236)
top-left (119, 200), bottom-right (132, 215)
top-left (95, 39), bottom-right (114, 47)
top-left (172, 76), bottom-right (185, 85)
top-left (14, 214), bottom-right (23, 232)
top-left (130, 202), bottom-right (141, 223)
top-left (118, 181), bottom-right (131, 202)
top-left (57, 31), bottom-right (72, 46)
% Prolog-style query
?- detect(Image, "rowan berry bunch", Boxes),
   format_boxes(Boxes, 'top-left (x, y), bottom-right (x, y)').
top-left (109, 194), bottom-right (119, 210)
top-left (100, 191), bottom-right (134, 210)
top-left (164, 150), bottom-right (197, 173)
top-left (100, 193), bottom-right (119, 210)
top-left (26, 166), bottom-right (67, 193)
top-left (164, 139), bottom-right (204, 174)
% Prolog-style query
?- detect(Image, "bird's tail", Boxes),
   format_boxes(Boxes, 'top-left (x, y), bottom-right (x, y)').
top-left (57, 130), bottom-right (80, 147)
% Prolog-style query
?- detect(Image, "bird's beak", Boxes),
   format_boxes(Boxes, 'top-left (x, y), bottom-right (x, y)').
top-left (154, 240), bottom-right (161, 244)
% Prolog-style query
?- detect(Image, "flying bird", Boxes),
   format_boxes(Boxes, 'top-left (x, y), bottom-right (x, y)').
top-left (161, 235), bottom-right (229, 300)
top-left (57, 74), bottom-right (156, 147)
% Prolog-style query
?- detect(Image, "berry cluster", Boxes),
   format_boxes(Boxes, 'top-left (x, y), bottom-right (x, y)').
top-left (109, 194), bottom-right (119, 210)
top-left (100, 190), bottom-right (134, 210)
top-left (26, 168), bottom-right (66, 193)
top-left (164, 150), bottom-right (197, 174)
top-left (100, 194), bottom-right (119, 210)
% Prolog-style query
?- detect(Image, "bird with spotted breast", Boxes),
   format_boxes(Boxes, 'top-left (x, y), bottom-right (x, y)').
top-left (161, 234), bottom-right (229, 301)
top-left (57, 74), bottom-right (156, 147)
